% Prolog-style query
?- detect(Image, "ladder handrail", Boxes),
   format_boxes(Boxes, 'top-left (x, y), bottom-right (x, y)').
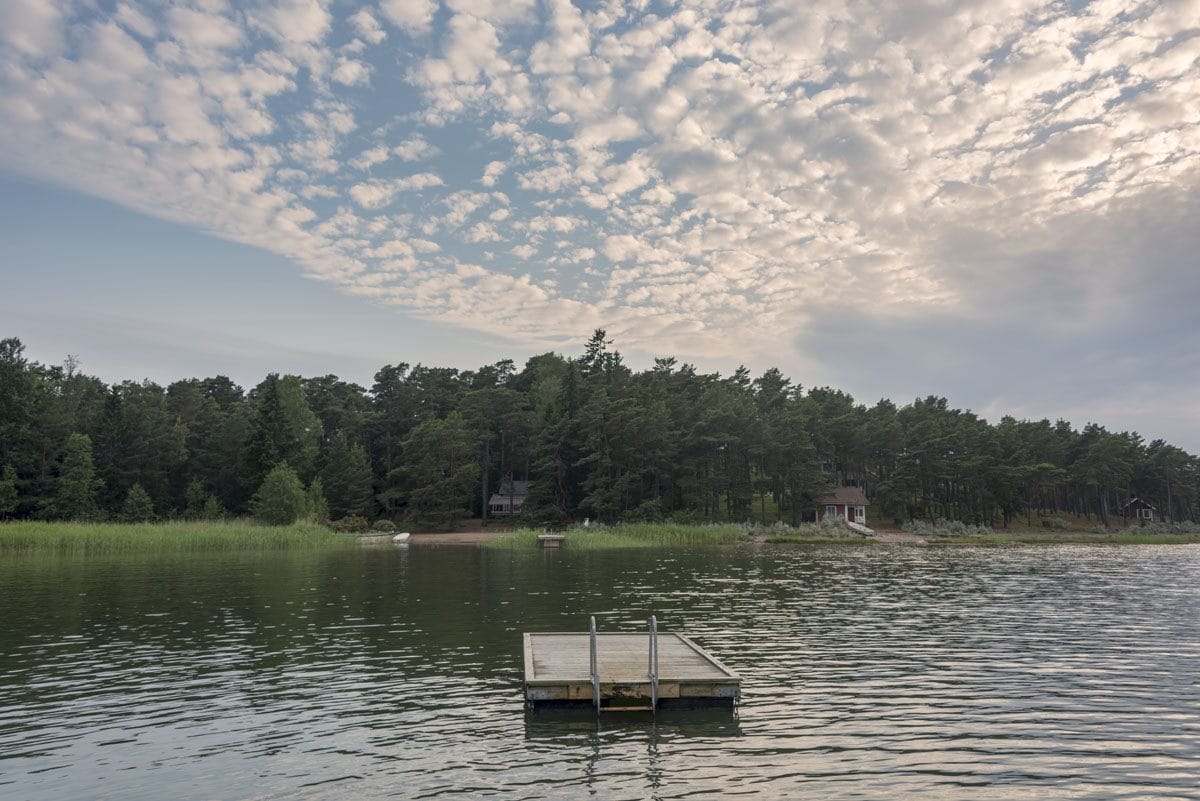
top-left (648, 615), bottom-right (659, 710)
top-left (589, 615), bottom-right (600, 713)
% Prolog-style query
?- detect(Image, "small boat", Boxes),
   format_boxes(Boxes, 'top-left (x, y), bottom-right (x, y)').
top-left (392, 532), bottom-right (411, 543)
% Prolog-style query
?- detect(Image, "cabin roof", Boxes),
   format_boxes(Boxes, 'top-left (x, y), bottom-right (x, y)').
top-left (1120, 496), bottom-right (1157, 510)
top-left (818, 486), bottom-right (868, 505)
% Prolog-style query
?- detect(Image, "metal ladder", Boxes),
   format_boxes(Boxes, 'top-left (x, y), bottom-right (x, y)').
top-left (588, 614), bottom-right (660, 714)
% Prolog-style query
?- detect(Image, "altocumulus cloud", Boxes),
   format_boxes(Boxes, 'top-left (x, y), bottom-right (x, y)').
top-left (1, 0), bottom-right (1199, 377)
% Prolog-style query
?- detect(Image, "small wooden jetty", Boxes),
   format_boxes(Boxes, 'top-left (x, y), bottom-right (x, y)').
top-left (524, 616), bottom-right (740, 711)
top-left (537, 533), bottom-right (565, 548)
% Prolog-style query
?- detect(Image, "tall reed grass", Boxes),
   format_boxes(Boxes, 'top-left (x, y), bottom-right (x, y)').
top-left (0, 520), bottom-right (350, 553)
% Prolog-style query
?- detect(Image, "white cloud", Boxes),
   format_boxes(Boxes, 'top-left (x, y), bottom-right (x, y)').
top-left (380, 0), bottom-right (437, 33)
top-left (350, 145), bottom-right (391, 170)
top-left (332, 57), bottom-right (371, 86)
top-left (480, 160), bottom-right (506, 186)
top-left (250, 0), bottom-right (331, 45)
top-left (167, 7), bottom-right (243, 51)
top-left (349, 173), bottom-right (444, 208)
top-left (348, 9), bottom-right (387, 44)
top-left (393, 135), bottom-right (437, 161)
top-left (2, 0), bottom-right (1199, 398)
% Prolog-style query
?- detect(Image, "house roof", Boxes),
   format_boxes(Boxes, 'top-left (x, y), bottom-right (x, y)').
top-left (488, 493), bottom-right (528, 506)
top-left (819, 486), bottom-right (868, 505)
top-left (1120, 496), bottom-right (1157, 510)
top-left (497, 480), bottom-right (531, 496)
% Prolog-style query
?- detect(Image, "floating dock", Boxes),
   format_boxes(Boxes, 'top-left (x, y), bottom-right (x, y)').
top-left (523, 617), bottom-right (740, 711)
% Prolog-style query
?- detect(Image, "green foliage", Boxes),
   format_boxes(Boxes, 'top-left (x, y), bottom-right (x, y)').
top-left (199, 494), bottom-right (226, 520)
top-left (305, 477), bottom-right (329, 522)
top-left (53, 433), bottom-right (102, 521)
top-left (0, 335), bottom-right (1197, 532)
top-left (120, 483), bottom-right (155, 523)
top-left (625, 499), bottom-right (666, 522)
top-left (1041, 516), bottom-right (1070, 530)
top-left (185, 479), bottom-right (225, 520)
top-left (329, 515), bottom-right (370, 533)
top-left (762, 519), bottom-right (870, 542)
top-left (0, 465), bottom-right (17, 519)
top-left (250, 462), bottom-right (307, 526)
top-left (246, 374), bottom-right (322, 488)
top-left (903, 518), bottom-right (994, 538)
top-left (319, 432), bottom-right (374, 519)
top-left (372, 519), bottom-right (397, 532)
top-left (397, 412), bottom-right (477, 527)
top-left (0, 520), bottom-right (345, 553)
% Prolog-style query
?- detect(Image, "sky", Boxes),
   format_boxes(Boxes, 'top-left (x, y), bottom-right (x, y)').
top-left (1, 0), bottom-right (1198, 451)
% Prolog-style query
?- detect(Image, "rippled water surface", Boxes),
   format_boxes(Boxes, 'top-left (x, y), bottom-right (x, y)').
top-left (3, 543), bottom-right (1199, 799)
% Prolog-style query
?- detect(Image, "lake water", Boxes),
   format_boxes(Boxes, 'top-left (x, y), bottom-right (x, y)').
top-left (2, 543), bottom-right (1199, 800)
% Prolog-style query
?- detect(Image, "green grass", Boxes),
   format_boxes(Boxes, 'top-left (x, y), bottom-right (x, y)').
top-left (484, 523), bottom-right (747, 550)
top-left (0, 520), bottom-right (352, 553)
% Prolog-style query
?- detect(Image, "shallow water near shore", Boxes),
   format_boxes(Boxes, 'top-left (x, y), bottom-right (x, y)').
top-left (2, 543), bottom-right (1199, 799)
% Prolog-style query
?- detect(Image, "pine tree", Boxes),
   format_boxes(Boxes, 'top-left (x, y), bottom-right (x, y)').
top-left (121, 483), bottom-right (155, 523)
top-left (320, 432), bottom-right (374, 518)
top-left (53, 433), bottom-right (102, 521)
top-left (245, 375), bottom-right (322, 491)
top-left (250, 462), bottom-right (307, 525)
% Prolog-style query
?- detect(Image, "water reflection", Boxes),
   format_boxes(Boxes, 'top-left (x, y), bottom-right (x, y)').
top-left (1, 544), bottom-right (1199, 799)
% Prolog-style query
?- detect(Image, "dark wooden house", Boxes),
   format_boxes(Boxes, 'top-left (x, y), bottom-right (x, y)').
top-left (1119, 497), bottom-right (1158, 523)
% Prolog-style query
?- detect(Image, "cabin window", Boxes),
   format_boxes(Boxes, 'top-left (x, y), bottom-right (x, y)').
top-left (1139, 508), bottom-right (1153, 519)
top-left (825, 505), bottom-right (837, 519)
top-left (856, 506), bottom-right (865, 520)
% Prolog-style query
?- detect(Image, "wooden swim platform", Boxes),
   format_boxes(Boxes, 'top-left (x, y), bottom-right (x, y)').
top-left (523, 616), bottom-right (740, 711)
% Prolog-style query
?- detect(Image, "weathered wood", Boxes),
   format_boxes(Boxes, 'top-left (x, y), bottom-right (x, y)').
top-left (524, 630), bottom-right (739, 709)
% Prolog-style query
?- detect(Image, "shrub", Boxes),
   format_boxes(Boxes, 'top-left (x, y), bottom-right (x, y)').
top-left (372, 519), bottom-right (396, 532)
top-left (903, 517), bottom-right (993, 538)
top-left (625, 499), bottom-right (665, 523)
top-left (120, 483), bottom-right (156, 523)
top-left (1041, 516), bottom-right (1069, 530)
top-left (330, 515), bottom-right (370, 533)
top-left (199, 495), bottom-right (226, 521)
top-left (251, 462), bottom-right (307, 526)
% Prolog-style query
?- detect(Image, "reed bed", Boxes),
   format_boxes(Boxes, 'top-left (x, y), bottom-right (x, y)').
top-left (0, 520), bottom-right (350, 553)
top-left (484, 523), bottom-right (746, 550)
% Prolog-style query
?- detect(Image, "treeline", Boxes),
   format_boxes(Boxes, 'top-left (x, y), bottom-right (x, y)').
top-left (1, 333), bottom-right (1196, 528)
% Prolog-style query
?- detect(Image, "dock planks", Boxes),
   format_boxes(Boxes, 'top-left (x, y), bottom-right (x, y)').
top-left (524, 630), bottom-right (740, 710)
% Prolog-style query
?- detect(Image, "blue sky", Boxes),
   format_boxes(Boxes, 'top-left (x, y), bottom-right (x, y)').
top-left (1, 0), bottom-right (1198, 451)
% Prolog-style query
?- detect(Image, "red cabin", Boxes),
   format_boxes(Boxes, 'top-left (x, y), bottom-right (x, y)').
top-left (819, 486), bottom-right (869, 526)
top-left (1120, 497), bottom-right (1158, 523)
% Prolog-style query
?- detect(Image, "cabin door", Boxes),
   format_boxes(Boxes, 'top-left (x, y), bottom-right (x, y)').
top-left (847, 506), bottom-right (856, 523)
